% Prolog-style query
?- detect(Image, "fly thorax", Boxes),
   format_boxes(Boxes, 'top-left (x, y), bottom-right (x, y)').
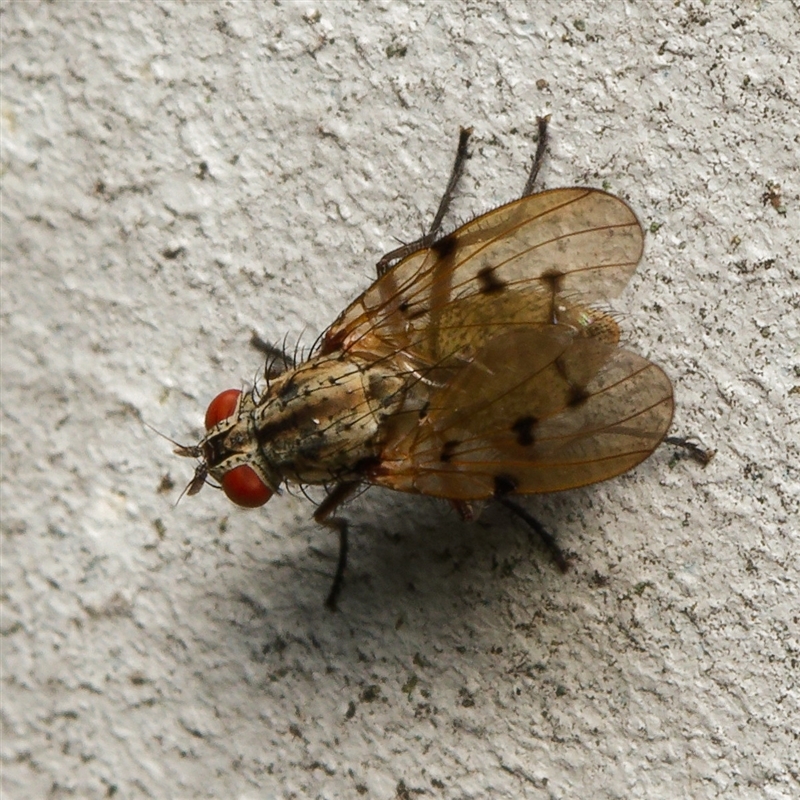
top-left (251, 353), bottom-right (408, 484)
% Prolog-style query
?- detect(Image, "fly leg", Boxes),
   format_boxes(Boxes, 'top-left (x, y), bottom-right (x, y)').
top-left (376, 116), bottom-right (551, 274)
top-left (521, 115), bottom-right (551, 197)
top-left (313, 480), bottom-right (361, 610)
top-left (376, 126), bottom-right (473, 276)
top-left (665, 436), bottom-right (716, 466)
top-left (250, 333), bottom-right (293, 380)
top-left (498, 433), bottom-right (710, 572)
top-left (496, 496), bottom-right (570, 573)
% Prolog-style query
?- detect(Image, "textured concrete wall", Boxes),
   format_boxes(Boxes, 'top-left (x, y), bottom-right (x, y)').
top-left (2, 2), bottom-right (797, 798)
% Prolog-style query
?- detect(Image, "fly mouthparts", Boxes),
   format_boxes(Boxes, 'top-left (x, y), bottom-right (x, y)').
top-left (174, 444), bottom-right (203, 459)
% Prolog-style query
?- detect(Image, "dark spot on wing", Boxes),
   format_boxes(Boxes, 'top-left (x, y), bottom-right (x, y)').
top-left (493, 474), bottom-right (519, 497)
top-left (568, 385), bottom-right (590, 407)
top-left (541, 270), bottom-right (565, 323)
top-left (397, 299), bottom-right (428, 320)
top-left (418, 401), bottom-right (429, 420)
top-left (431, 233), bottom-right (457, 259)
top-left (477, 266), bottom-right (507, 295)
top-left (439, 439), bottom-right (460, 463)
top-left (511, 415), bottom-right (537, 447)
top-left (541, 269), bottom-right (565, 294)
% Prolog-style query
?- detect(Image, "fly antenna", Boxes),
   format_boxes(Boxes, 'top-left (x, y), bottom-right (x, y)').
top-left (143, 420), bottom-right (201, 458)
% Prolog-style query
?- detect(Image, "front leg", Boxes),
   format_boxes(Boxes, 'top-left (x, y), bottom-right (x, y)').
top-left (313, 480), bottom-right (361, 610)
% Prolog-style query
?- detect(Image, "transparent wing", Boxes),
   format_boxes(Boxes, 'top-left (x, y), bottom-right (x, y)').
top-left (372, 327), bottom-right (674, 500)
top-left (314, 185), bottom-right (668, 500)
top-left (320, 188), bottom-right (643, 360)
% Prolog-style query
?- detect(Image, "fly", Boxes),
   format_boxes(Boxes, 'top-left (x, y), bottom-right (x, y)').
top-left (176, 118), bottom-right (680, 609)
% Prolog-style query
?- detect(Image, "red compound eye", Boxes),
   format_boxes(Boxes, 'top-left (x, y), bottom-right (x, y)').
top-left (204, 389), bottom-right (242, 429)
top-left (203, 390), bottom-right (272, 507)
top-left (221, 465), bottom-right (272, 508)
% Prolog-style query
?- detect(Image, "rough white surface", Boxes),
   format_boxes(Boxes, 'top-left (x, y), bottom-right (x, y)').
top-left (2, 2), bottom-right (798, 798)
